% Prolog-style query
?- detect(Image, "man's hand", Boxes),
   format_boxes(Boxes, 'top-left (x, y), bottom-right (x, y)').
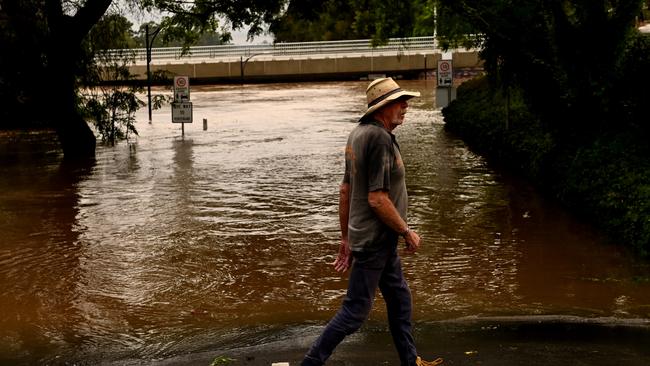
top-left (403, 230), bottom-right (421, 254)
top-left (333, 238), bottom-right (352, 272)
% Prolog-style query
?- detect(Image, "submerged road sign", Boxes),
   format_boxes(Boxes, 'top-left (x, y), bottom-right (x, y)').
top-left (437, 59), bottom-right (453, 87)
top-left (172, 101), bottom-right (193, 123)
top-left (174, 76), bottom-right (190, 101)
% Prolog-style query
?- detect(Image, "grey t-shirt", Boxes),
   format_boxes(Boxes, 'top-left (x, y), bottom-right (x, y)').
top-left (343, 120), bottom-right (407, 252)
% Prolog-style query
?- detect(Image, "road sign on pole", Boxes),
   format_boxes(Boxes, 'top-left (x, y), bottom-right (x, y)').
top-left (172, 102), bottom-right (193, 123)
top-left (174, 76), bottom-right (190, 101)
top-left (437, 59), bottom-right (453, 87)
top-left (172, 76), bottom-right (192, 137)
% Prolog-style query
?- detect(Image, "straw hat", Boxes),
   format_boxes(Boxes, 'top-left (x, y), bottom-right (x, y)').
top-left (361, 77), bottom-right (420, 120)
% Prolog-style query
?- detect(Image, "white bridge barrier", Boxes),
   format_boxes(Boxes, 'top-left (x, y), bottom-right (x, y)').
top-left (101, 36), bottom-right (483, 82)
top-left (105, 36), bottom-right (439, 64)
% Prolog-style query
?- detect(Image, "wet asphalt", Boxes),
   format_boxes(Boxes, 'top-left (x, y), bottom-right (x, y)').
top-left (119, 316), bottom-right (650, 366)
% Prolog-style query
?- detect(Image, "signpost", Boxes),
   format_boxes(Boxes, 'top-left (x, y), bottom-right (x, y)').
top-left (172, 102), bottom-right (193, 123)
top-left (173, 76), bottom-right (190, 101)
top-left (172, 76), bottom-right (192, 137)
top-left (436, 56), bottom-right (456, 108)
top-left (437, 59), bottom-right (453, 87)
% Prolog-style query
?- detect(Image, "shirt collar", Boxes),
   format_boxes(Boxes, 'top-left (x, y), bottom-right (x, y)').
top-left (362, 119), bottom-right (386, 130)
top-left (361, 119), bottom-right (400, 149)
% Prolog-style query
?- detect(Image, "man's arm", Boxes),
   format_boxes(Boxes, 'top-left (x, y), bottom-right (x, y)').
top-left (339, 183), bottom-right (350, 242)
top-left (333, 183), bottom-right (352, 272)
top-left (368, 190), bottom-right (420, 253)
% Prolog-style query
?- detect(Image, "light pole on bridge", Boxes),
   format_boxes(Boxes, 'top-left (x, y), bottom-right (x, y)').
top-left (146, 24), bottom-right (163, 124)
top-left (240, 53), bottom-right (264, 84)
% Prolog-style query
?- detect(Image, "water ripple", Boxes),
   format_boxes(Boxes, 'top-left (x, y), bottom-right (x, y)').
top-left (1, 81), bottom-right (649, 363)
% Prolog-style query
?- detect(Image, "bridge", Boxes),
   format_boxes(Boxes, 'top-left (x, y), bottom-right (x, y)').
top-left (111, 37), bottom-right (482, 83)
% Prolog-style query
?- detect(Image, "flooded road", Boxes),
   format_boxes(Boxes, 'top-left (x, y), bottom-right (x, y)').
top-left (1, 81), bottom-right (649, 364)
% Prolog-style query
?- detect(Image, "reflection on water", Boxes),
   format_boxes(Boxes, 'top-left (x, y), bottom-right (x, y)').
top-left (1, 81), bottom-right (649, 363)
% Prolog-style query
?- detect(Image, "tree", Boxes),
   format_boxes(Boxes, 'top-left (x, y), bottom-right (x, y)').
top-left (434, 0), bottom-right (644, 139)
top-left (267, 0), bottom-right (475, 47)
top-left (1, 0), bottom-right (112, 158)
top-left (82, 14), bottom-right (146, 145)
top-left (0, 0), bottom-right (286, 159)
top-left (269, 0), bottom-right (430, 43)
top-left (269, 0), bottom-right (358, 42)
top-left (138, 0), bottom-right (285, 44)
top-left (310, 0), bottom-right (643, 139)
top-left (131, 21), bottom-right (230, 47)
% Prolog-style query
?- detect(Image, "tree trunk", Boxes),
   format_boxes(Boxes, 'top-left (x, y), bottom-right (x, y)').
top-left (3, 0), bottom-right (111, 158)
top-left (46, 39), bottom-right (97, 159)
top-left (44, 0), bottom-right (113, 159)
top-left (51, 91), bottom-right (98, 159)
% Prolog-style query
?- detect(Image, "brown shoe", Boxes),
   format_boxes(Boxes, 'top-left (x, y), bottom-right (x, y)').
top-left (416, 356), bottom-right (444, 366)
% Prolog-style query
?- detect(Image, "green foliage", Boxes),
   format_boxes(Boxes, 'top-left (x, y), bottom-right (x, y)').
top-left (428, 2), bottom-right (482, 49)
top-left (156, 14), bottom-right (222, 49)
top-left (0, 0), bottom-right (54, 128)
top-left (444, 76), bottom-right (555, 181)
top-left (131, 21), bottom-right (229, 48)
top-left (270, 0), bottom-right (447, 43)
top-left (269, 0), bottom-right (358, 41)
top-left (140, 0), bottom-right (285, 45)
top-left (79, 13), bottom-right (169, 145)
top-left (81, 85), bottom-right (142, 145)
top-left (82, 30), bottom-right (143, 144)
top-left (438, 0), bottom-right (644, 141)
top-left (351, 0), bottom-right (418, 44)
top-left (609, 33), bottom-right (650, 135)
top-left (412, 0), bottom-right (437, 37)
top-left (266, 0), bottom-right (482, 47)
top-left (443, 74), bottom-right (650, 256)
top-left (0, 0), bottom-right (284, 125)
top-left (440, 1), bottom-right (649, 254)
top-left (2, 0), bottom-right (291, 157)
top-left (89, 13), bottom-right (137, 49)
top-left (561, 135), bottom-right (650, 256)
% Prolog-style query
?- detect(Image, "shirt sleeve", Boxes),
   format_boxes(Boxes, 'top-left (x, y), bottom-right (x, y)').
top-left (343, 159), bottom-right (350, 184)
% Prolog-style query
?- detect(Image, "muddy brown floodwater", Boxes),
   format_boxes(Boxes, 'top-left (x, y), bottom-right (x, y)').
top-left (1, 81), bottom-right (649, 364)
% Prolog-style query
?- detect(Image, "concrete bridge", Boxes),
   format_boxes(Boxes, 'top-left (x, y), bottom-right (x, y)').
top-left (115, 37), bottom-right (482, 83)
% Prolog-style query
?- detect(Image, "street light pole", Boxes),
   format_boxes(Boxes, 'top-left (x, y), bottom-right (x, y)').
top-left (240, 53), bottom-right (262, 85)
top-left (146, 24), bottom-right (162, 124)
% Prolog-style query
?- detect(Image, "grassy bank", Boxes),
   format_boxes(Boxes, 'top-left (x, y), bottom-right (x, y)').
top-left (442, 76), bottom-right (650, 256)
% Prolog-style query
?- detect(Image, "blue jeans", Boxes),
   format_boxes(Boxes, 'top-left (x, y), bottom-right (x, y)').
top-left (302, 242), bottom-right (417, 366)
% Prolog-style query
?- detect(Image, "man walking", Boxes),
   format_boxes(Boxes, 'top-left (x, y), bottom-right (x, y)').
top-left (301, 78), bottom-right (443, 366)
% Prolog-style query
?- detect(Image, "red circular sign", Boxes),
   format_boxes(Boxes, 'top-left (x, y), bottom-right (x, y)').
top-left (176, 77), bottom-right (187, 87)
top-left (440, 61), bottom-right (450, 71)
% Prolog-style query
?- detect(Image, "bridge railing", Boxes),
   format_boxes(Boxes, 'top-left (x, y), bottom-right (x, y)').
top-left (104, 36), bottom-right (438, 63)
